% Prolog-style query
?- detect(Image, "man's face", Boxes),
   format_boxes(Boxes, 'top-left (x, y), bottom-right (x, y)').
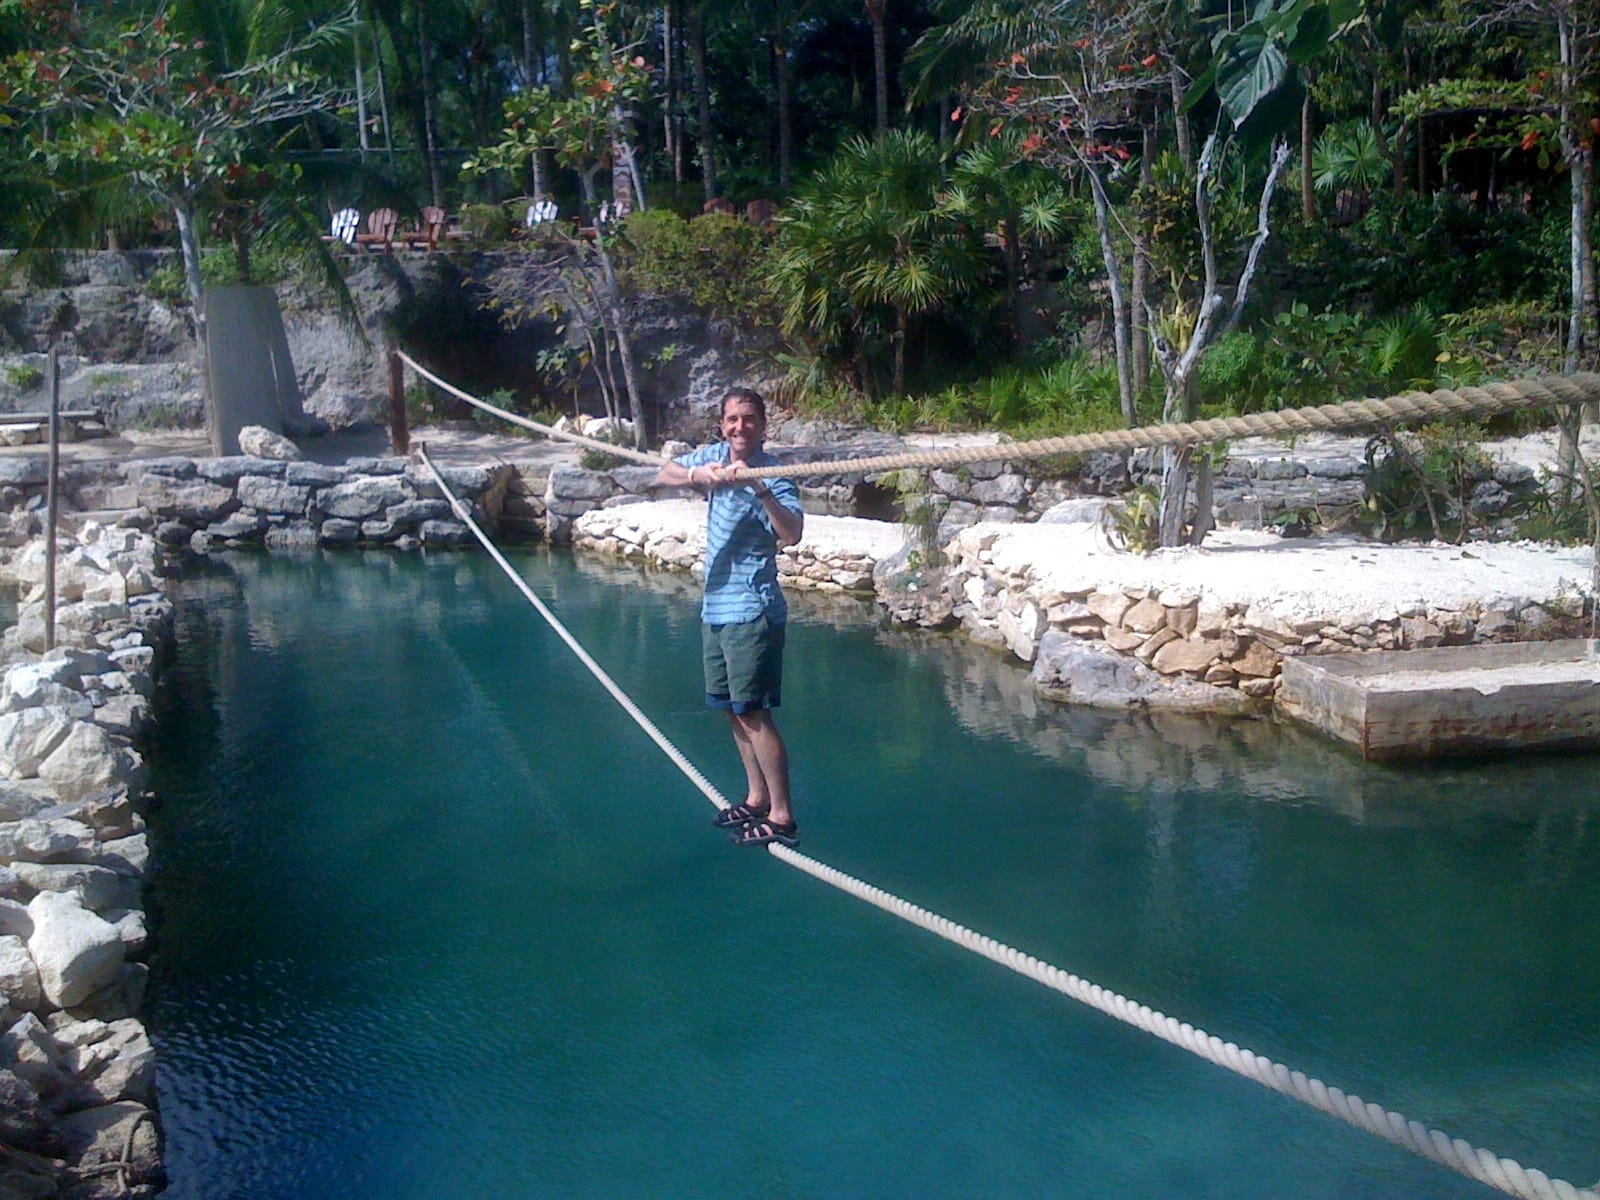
top-left (721, 398), bottom-right (766, 458)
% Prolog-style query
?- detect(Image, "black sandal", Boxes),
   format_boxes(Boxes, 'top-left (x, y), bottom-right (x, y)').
top-left (730, 817), bottom-right (799, 848)
top-left (712, 802), bottom-right (769, 828)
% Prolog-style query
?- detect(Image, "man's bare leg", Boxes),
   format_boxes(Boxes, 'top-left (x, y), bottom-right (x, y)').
top-left (728, 709), bottom-right (792, 826)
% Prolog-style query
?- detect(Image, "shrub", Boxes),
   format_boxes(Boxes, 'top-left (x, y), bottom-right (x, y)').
top-left (3, 363), bottom-right (43, 391)
top-left (1356, 422), bottom-right (1501, 543)
top-left (461, 203), bottom-right (512, 242)
top-left (1102, 485), bottom-right (1161, 554)
top-left (618, 209), bottom-right (778, 323)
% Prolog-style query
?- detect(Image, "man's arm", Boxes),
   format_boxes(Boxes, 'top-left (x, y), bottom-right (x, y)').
top-left (755, 485), bottom-right (804, 548)
top-left (653, 460), bottom-right (713, 489)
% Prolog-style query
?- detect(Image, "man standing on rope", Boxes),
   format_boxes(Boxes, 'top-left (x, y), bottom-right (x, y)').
top-left (654, 388), bottom-right (805, 847)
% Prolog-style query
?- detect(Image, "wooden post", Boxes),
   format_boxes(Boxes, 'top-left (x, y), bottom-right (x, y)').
top-left (388, 347), bottom-right (410, 455)
top-left (44, 347), bottom-right (60, 652)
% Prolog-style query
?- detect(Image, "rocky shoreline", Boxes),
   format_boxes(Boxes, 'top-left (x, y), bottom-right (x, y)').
top-left (0, 517), bottom-right (170, 1200)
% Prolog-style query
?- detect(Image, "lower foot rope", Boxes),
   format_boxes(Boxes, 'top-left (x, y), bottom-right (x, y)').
top-left (418, 446), bottom-right (1596, 1200)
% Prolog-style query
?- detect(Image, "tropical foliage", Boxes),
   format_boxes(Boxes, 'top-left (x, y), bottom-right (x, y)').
top-left (0, 0), bottom-right (1594, 545)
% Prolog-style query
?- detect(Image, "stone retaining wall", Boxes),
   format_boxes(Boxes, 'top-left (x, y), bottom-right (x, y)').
top-left (913, 522), bottom-right (1590, 712)
top-left (0, 454), bottom-right (513, 554)
top-left (0, 517), bottom-right (171, 1199)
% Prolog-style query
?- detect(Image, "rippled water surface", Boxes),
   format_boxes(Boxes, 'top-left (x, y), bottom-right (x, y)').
top-left (146, 549), bottom-right (1600, 1200)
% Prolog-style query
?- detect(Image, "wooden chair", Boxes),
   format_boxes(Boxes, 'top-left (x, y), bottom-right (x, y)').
top-left (355, 207), bottom-right (398, 252)
top-left (399, 205), bottom-right (447, 251)
top-left (324, 208), bottom-right (360, 247)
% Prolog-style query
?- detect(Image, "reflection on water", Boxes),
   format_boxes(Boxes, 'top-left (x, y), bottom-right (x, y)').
top-left (573, 548), bottom-right (1600, 827)
top-left (146, 548), bottom-right (1600, 1200)
top-left (874, 610), bottom-right (1600, 829)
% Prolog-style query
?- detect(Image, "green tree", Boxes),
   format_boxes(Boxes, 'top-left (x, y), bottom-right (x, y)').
top-left (772, 129), bottom-right (985, 397)
top-left (939, 130), bottom-right (1074, 346)
top-left (0, 1), bottom-right (352, 336)
top-left (465, 3), bottom-right (653, 446)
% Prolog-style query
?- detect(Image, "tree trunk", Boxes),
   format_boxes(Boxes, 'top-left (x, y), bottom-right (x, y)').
top-left (893, 304), bottom-right (907, 396)
top-left (369, 0), bottom-right (396, 161)
top-left (520, 0), bottom-right (534, 84)
top-left (1133, 124), bottom-right (1154, 395)
top-left (691, 2), bottom-right (716, 202)
top-left (1169, 66), bottom-right (1192, 173)
top-left (355, 20), bottom-right (370, 158)
top-left (774, 24), bottom-right (793, 193)
top-left (417, 0), bottom-right (444, 208)
top-left (1369, 74), bottom-right (1406, 199)
top-left (662, 0), bottom-right (678, 180)
top-left (1002, 212), bottom-right (1023, 346)
top-left (595, 246), bottom-right (647, 447)
top-left (1157, 373), bottom-right (1196, 547)
top-left (1300, 89), bottom-right (1316, 221)
top-left (1557, 7), bottom-right (1596, 491)
top-left (1087, 171), bottom-right (1137, 427)
top-left (865, 0), bottom-right (889, 134)
top-left (172, 202), bottom-right (219, 453)
top-left (231, 227), bottom-right (252, 284)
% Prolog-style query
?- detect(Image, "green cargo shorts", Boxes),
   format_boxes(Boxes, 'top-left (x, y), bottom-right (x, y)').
top-left (703, 616), bottom-right (785, 714)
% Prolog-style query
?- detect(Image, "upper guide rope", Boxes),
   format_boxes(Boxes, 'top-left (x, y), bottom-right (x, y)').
top-left (399, 350), bottom-right (1600, 483)
top-left (415, 443), bottom-right (1597, 1200)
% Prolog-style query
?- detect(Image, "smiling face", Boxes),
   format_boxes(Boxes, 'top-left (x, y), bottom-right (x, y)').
top-left (720, 395), bottom-right (767, 459)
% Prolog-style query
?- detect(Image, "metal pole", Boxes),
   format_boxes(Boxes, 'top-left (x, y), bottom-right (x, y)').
top-left (44, 346), bottom-right (60, 652)
top-left (388, 347), bottom-right (410, 454)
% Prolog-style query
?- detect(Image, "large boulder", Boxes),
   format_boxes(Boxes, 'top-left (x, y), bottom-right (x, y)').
top-left (135, 476), bottom-right (236, 523)
top-left (1031, 631), bottom-right (1255, 714)
top-left (238, 425), bottom-right (302, 461)
top-left (0, 707), bottom-right (77, 779)
top-left (10, 863), bottom-right (140, 914)
top-left (56, 1101), bottom-right (164, 1197)
top-left (316, 475), bottom-right (413, 520)
top-left (0, 1013), bottom-right (72, 1111)
top-left (37, 725), bottom-right (144, 804)
top-left (236, 476), bottom-right (312, 516)
top-left (0, 935), bottom-right (42, 1011)
top-left (0, 1067), bottom-right (59, 1155)
top-left (25, 891), bottom-right (124, 1008)
top-left (59, 1018), bottom-right (154, 1105)
top-left (0, 818), bottom-right (97, 865)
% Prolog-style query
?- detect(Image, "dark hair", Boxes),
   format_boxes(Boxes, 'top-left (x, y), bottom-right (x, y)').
top-left (720, 388), bottom-right (766, 419)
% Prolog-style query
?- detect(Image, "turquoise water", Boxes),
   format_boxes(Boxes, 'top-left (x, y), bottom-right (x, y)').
top-left (145, 549), bottom-right (1600, 1200)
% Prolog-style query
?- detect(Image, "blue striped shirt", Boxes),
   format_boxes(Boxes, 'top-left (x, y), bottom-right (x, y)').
top-left (676, 444), bottom-right (802, 625)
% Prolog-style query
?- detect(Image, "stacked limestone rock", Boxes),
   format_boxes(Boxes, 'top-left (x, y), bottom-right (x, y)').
top-left (128, 455), bottom-right (505, 552)
top-left (0, 521), bottom-right (168, 1198)
top-left (931, 522), bottom-right (1590, 712)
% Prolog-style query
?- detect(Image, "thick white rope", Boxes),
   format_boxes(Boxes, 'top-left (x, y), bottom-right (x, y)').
top-left (399, 349), bottom-right (1600, 484)
top-left (416, 445), bottom-right (1597, 1200)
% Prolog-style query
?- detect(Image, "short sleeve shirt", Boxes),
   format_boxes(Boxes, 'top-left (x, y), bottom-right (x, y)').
top-left (676, 443), bottom-right (803, 625)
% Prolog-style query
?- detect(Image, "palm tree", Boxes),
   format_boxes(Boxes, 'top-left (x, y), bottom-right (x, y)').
top-left (942, 131), bottom-right (1073, 344)
top-left (772, 130), bottom-right (984, 396)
